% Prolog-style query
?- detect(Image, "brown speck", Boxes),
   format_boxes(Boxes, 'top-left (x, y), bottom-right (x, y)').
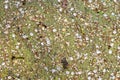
top-left (11, 56), bottom-right (16, 60)
top-left (61, 57), bottom-right (68, 69)
top-left (39, 36), bottom-right (43, 38)
top-left (21, 0), bottom-right (26, 5)
top-left (37, 21), bottom-right (47, 28)
top-left (108, 45), bottom-right (111, 49)
top-left (62, 0), bottom-right (68, 9)
top-left (11, 56), bottom-right (24, 60)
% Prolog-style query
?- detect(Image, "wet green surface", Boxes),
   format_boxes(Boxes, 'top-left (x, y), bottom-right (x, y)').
top-left (0, 0), bottom-right (120, 80)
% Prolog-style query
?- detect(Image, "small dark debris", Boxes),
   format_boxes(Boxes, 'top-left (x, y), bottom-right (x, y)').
top-left (108, 45), bottom-right (111, 49)
top-left (11, 56), bottom-right (16, 60)
top-left (39, 36), bottom-right (43, 38)
top-left (21, 0), bottom-right (26, 5)
top-left (37, 21), bottom-right (47, 28)
top-left (11, 56), bottom-right (24, 60)
top-left (97, 11), bottom-right (100, 13)
top-left (26, 37), bottom-right (29, 40)
top-left (61, 57), bottom-right (68, 69)
top-left (17, 26), bottom-right (20, 32)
